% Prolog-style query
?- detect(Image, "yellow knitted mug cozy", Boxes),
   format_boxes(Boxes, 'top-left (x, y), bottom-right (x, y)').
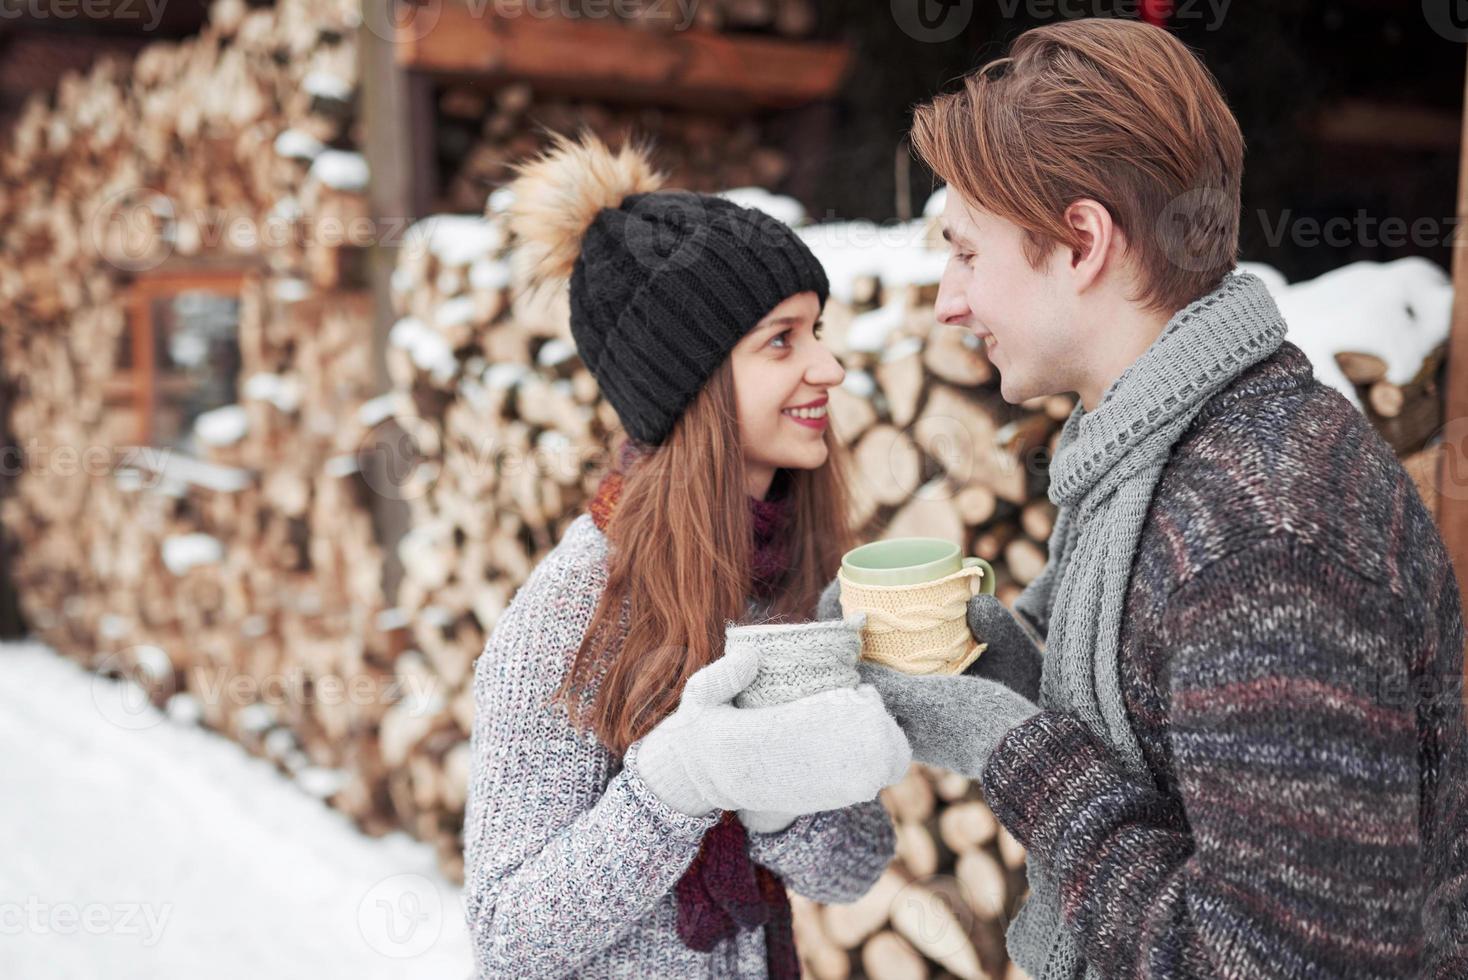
top-left (837, 561), bottom-right (990, 675)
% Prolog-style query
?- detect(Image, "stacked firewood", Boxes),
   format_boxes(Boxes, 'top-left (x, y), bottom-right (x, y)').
top-left (0, 0), bottom-right (839, 889)
top-left (438, 82), bottom-right (792, 214)
top-left (0, 0), bottom-right (408, 829)
top-left (1335, 341), bottom-right (1448, 454)
top-left (794, 764), bottom-right (1033, 980)
top-left (1335, 342), bottom-right (1449, 513)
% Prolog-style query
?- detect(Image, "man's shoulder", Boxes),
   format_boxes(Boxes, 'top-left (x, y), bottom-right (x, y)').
top-left (1137, 340), bottom-right (1442, 601)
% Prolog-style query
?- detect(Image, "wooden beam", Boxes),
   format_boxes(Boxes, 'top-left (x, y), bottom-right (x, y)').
top-left (1443, 54), bottom-right (1468, 680)
top-left (1315, 98), bottom-right (1463, 152)
top-left (396, 7), bottom-right (852, 111)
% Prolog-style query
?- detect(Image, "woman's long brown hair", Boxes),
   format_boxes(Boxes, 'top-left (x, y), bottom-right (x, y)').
top-left (553, 359), bottom-right (856, 755)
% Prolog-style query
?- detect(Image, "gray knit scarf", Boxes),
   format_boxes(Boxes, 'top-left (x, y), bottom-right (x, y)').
top-left (1005, 270), bottom-right (1288, 980)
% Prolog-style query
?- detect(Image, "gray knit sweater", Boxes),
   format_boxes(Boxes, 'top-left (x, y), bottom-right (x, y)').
top-left (462, 512), bottom-right (897, 978)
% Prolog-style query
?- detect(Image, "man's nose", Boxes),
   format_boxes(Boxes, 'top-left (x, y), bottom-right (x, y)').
top-left (935, 269), bottom-right (970, 326)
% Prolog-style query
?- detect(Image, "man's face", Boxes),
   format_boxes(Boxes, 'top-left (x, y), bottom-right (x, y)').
top-left (934, 191), bottom-right (1083, 405)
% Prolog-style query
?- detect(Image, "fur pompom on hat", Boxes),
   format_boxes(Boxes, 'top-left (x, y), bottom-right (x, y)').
top-left (501, 131), bottom-right (829, 447)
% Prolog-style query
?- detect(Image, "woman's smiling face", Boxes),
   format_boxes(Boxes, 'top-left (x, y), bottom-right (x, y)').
top-left (730, 290), bottom-right (844, 499)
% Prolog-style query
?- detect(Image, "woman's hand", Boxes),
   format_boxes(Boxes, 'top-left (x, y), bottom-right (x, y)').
top-left (627, 644), bottom-right (912, 818)
top-left (722, 614), bottom-right (866, 833)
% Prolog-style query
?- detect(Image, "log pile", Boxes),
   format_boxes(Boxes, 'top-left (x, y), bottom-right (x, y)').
top-left (0, 0), bottom-right (847, 895)
top-left (438, 82), bottom-right (792, 213)
top-left (0, 0), bottom-right (411, 834)
top-left (792, 764), bottom-right (1033, 980)
top-left (1335, 341), bottom-right (1448, 456)
top-left (1334, 342), bottom-right (1449, 516)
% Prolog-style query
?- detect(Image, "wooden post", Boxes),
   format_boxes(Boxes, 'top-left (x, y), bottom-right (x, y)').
top-left (0, 373), bottom-right (19, 638)
top-left (1443, 52), bottom-right (1468, 680)
top-left (359, 11), bottom-right (431, 602)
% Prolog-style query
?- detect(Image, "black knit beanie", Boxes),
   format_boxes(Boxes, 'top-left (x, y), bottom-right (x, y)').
top-left (504, 135), bottom-right (829, 446)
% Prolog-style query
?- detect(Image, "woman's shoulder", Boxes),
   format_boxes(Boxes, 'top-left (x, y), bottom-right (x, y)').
top-left (475, 513), bottom-right (612, 687)
top-left (517, 513), bottom-right (610, 597)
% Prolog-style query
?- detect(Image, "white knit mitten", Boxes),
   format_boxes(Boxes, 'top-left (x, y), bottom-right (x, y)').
top-left (627, 644), bottom-right (911, 818)
top-left (725, 615), bottom-right (866, 832)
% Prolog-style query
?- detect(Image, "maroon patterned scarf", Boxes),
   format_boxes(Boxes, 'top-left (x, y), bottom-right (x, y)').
top-left (587, 438), bottom-right (800, 978)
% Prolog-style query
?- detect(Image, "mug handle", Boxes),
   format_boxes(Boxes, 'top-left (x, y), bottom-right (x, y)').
top-left (962, 557), bottom-right (998, 596)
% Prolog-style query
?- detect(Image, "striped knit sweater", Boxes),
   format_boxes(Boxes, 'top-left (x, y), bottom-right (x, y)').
top-left (980, 339), bottom-right (1468, 978)
top-left (462, 512), bottom-right (896, 978)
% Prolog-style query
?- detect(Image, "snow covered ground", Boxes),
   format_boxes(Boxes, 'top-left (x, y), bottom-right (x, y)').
top-left (0, 641), bottom-right (474, 980)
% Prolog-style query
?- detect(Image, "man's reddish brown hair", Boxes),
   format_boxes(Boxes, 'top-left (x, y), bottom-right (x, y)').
top-left (911, 18), bottom-right (1245, 313)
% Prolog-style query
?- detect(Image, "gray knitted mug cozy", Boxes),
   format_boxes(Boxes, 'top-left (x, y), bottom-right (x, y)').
top-left (729, 614), bottom-right (867, 709)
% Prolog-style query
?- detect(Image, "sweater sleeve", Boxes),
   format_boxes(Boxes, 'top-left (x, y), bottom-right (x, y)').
top-left (979, 533), bottom-right (1426, 979)
top-left (745, 798), bottom-right (896, 904)
top-left (462, 554), bottom-right (721, 979)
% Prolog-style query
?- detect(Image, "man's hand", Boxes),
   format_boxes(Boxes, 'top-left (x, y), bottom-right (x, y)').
top-left (962, 594), bottom-right (1044, 702)
top-left (819, 576), bottom-right (1045, 703)
top-left (856, 660), bottom-right (1040, 778)
top-left (816, 574), bottom-right (843, 621)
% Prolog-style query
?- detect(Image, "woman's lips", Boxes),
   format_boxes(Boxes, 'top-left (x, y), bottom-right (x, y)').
top-left (781, 403), bottom-right (829, 429)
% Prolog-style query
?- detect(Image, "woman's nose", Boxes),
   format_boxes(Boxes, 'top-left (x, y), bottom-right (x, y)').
top-left (808, 346), bottom-right (845, 387)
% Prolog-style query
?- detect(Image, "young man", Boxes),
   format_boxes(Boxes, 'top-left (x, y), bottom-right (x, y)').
top-left (822, 17), bottom-right (1468, 979)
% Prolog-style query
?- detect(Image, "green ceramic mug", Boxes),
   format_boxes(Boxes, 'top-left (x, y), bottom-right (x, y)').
top-left (841, 537), bottom-right (997, 594)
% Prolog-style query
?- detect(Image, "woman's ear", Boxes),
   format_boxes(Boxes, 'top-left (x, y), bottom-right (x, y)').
top-left (1062, 198), bottom-right (1118, 293)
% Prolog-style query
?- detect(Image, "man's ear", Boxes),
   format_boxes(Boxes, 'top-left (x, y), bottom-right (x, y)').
top-left (1062, 198), bottom-right (1118, 292)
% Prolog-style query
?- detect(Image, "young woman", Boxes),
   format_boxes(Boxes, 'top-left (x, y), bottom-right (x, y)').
top-left (462, 133), bottom-right (912, 979)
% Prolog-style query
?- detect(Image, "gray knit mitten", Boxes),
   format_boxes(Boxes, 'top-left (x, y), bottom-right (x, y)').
top-left (818, 575), bottom-right (1043, 702)
top-left (627, 644), bottom-right (912, 818)
top-left (963, 595), bottom-right (1044, 702)
top-left (815, 574), bottom-right (843, 621)
top-left (855, 660), bottom-right (1040, 778)
top-left (725, 614), bottom-right (866, 832)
